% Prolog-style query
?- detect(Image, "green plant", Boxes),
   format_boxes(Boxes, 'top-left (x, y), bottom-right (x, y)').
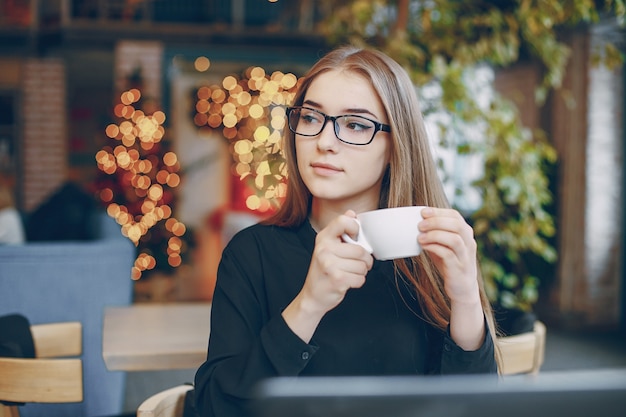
top-left (315, 0), bottom-right (624, 311)
top-left (471, 94), bottom-right (557, 311)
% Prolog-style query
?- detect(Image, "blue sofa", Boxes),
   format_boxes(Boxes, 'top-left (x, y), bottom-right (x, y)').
top-left (0, 212), bottom-right (136, 417)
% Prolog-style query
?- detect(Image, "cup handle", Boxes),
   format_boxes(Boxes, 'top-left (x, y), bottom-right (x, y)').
top-left (341, 219), bottom-right (373, 254)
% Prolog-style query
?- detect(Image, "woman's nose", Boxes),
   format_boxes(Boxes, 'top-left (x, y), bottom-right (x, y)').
top-left (316, 120), bottom-right (338, 151)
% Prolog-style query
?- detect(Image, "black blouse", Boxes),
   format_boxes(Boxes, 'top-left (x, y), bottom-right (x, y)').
top-left (194, 220), bottom-right (497, 417)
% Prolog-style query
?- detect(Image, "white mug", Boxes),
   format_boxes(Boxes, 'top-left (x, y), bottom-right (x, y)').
top-left (342, 206), bottom-right (427, 260)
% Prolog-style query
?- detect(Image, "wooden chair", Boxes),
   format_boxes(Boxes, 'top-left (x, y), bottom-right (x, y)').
top-left (497, 320), bottom-right (546, 375)
top-left (137, 384), bottom-right (194, 417)
top-left (0, 321), bottom-right (83, 417)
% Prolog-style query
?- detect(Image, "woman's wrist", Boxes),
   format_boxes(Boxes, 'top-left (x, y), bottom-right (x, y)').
top-left (449, 299), bottom-right (486, 351)
top-left (282, 293), bottom-right (325, 344)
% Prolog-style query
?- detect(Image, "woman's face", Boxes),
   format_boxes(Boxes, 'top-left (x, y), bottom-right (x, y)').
top-left (295, 69), bottom-right (391, 212)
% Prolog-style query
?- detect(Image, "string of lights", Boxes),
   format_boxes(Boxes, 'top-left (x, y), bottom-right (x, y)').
top-left (95, 88), bottom-right (187, 280)
top-left (192, 65), bottom-right (300, 212)
top-left (95, 64), bottom-right (302, 279)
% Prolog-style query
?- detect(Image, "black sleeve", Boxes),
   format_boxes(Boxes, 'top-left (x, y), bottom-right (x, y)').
top-left (424, 317), bottom-right (497, 375)
top-left (193, 234), bottom-right (317, 417)
top-left (440, 321), bottom-right (498, 374)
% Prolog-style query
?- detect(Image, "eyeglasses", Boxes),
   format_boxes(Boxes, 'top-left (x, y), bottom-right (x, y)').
top-left (286, 106), bottom-right (391, 146)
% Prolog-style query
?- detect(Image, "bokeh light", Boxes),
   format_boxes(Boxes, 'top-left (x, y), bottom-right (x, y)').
top-left (194, 56), bottom-right (211, 72)
top-left (193, 66), bottom-right (300, 211)
top-left (96, 87), bottom-right (187, 280)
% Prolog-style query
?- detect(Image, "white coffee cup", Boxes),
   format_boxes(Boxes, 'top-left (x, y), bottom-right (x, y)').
top-left (342, 206), bottom-right (427, 260)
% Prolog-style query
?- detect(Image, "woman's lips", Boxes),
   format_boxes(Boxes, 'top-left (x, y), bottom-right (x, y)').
top-left (311, 162), bottom-right (343, 176)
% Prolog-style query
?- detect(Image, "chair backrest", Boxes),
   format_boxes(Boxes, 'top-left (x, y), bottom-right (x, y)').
top-left (0, 321), bottom-right (83, 417)
top-left (497, 320), bottom-right (546, 375)
top-left (31, 321), bottom-right (82, 358)
top-left (137, 385), bottom-right (194, 417)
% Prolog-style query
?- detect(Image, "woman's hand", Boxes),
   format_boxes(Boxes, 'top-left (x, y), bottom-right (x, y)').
top-left (282, 210), bottom-right (373, 343)
top-left (306, 210), bottom-right (374, 312)
top-left (417, 207), bottom-right (480, 303)
top-left (418, 207), bottom-right (485, 350)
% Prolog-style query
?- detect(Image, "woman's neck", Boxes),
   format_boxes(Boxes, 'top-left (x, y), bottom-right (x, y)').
top-left (309, 197), bottom-right (378, 231)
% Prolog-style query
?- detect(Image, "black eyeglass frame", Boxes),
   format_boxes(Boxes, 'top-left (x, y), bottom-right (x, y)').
top-left (286, 106), bottom-right (392, 146)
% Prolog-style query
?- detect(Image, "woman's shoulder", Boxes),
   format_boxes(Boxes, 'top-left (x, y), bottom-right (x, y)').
top-left (229, 222), bottom-right (275, 242)
top-left (226, 221), bottom-right (308, 251)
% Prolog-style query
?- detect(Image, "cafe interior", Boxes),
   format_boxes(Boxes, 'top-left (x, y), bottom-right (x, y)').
top-left (0, 1), bottom-right (625, 416)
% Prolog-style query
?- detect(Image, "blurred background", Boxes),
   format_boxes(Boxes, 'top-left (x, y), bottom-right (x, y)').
top-left (0, 1), bottom-right (625, 413)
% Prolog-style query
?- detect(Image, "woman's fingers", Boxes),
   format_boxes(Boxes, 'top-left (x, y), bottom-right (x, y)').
top-left (303, 211), bottom-right (374, 312)
top-left (420, 207), bottom-right (473, 236)
top-left (417, 207), bottom-right (479, 302)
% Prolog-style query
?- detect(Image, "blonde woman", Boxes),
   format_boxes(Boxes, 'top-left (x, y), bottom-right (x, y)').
top-left (195, 46), bottom-right (498, 417)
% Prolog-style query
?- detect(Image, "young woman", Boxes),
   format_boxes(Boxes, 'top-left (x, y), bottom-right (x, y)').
top-left (194, 45), bottom-right (499, 417)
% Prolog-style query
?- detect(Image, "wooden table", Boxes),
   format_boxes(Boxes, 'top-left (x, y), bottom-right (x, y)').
top-left (102, 302), bottom-right (211, 371)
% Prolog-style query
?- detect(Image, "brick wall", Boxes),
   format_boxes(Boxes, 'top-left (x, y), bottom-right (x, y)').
top-left (21, 58), bottom-right (67, 212)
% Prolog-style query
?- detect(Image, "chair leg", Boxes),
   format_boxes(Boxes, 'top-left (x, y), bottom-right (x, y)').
top-left (0, 405), bottom-right (21, 417)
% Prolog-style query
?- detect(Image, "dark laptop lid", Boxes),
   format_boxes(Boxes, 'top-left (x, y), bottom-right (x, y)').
top-left (253, 369), bottom-right (626, 417)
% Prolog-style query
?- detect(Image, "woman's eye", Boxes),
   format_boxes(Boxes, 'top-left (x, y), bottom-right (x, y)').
top-left (301, 114), bottom-right (321, 124)
top-left (345, 119), bottom-right (372, 131)
top-left (347, 122), bottom-right (364, 131)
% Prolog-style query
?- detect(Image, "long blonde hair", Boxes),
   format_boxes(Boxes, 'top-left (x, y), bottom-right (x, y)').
top-left (266, 45), bottom-right (500, 360)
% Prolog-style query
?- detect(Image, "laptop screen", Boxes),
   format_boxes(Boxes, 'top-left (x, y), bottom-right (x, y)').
top-left (253, 368), bottom-right (626, 417)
